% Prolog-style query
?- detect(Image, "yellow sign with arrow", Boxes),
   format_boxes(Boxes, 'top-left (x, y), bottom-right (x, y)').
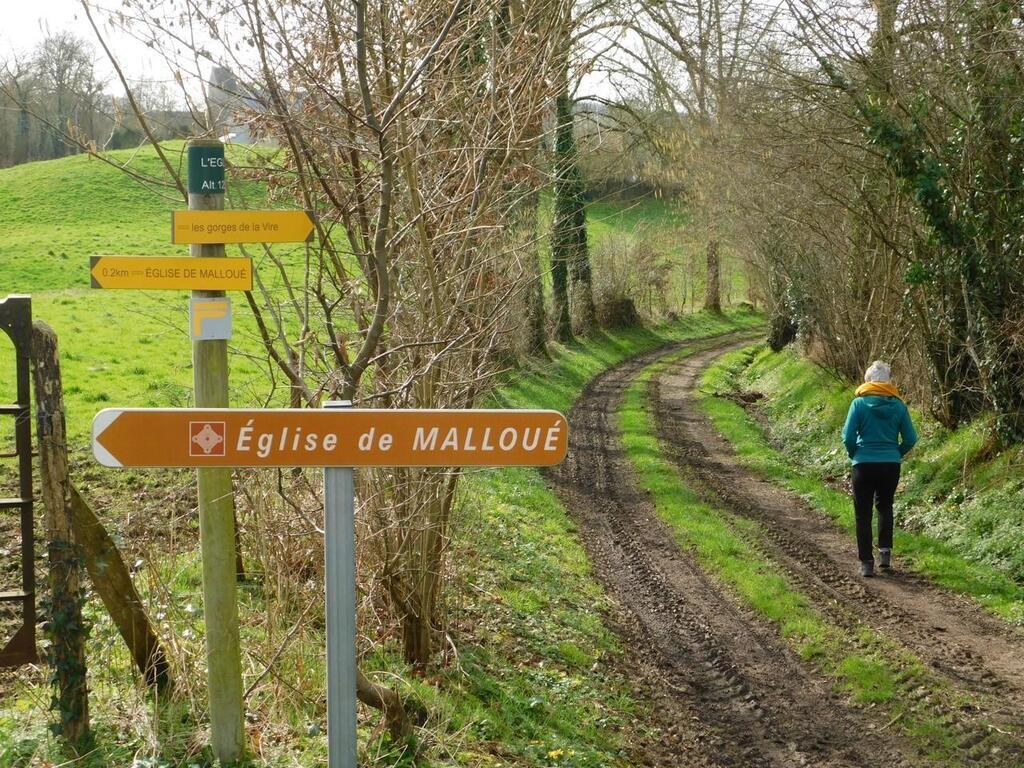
top-left (89, 256), bottom-right (253, 291)
top-left (171, 210), bottom-right (315, 244)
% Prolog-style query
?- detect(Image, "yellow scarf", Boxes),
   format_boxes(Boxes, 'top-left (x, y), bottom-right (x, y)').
top-left (856, 381), bottom-right (901, 399)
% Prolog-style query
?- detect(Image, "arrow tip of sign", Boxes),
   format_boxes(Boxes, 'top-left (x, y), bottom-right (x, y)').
top-left (92, 409), bottom-right (124, 467)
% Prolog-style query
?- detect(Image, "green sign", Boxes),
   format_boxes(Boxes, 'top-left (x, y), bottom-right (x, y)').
top-left (188, 143), bottom-right (226, 194)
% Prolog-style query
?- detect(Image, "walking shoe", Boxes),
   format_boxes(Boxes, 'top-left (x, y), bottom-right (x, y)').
top-left (859, 561), bottom-right (875, 577)
top-left (878, 549), bottom-right (891, 570)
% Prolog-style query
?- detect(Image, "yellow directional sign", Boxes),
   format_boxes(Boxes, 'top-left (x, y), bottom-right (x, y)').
top-left (89, 256), bottom-right (253, 290)
top-left (172, 210), bottom-right (315, 244)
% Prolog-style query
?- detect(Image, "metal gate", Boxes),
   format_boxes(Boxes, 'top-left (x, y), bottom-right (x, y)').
top-left (0, 294), bottom-right (37, 667)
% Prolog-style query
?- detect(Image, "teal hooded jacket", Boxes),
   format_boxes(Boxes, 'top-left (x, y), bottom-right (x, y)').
top-left (842, 395), bottom-right (918, 464)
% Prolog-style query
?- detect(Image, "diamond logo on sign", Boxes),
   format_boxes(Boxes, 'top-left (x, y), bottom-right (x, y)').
top-left (190, 297), bottom-right (232, 340)
top-left (190, 422), bottom-right (226, 456)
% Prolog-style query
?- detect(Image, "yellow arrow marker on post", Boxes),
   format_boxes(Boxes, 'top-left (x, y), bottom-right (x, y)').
top-left (172, 210), bottom-right (315, 244)
top-left (90, 256), bottom-right (253, 291)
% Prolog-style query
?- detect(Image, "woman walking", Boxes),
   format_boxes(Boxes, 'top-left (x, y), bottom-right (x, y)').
top-left (842, 361), bottom-right (918, 577)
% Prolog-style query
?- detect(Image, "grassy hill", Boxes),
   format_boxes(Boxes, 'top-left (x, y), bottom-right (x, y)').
top-left (0, 147), bottom-right (706, 445)
top-left (0, 146), bottom-right (296, 459)
top-left (1, 152), bottom-right (179, 291)
top-left (0, 144), bottom-right (275, 291)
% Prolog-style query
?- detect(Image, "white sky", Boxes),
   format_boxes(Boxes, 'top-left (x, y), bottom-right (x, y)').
top-left (0, 1), bottom-right (170, 82)
top-left (1, 0), bottom-right (617, 101)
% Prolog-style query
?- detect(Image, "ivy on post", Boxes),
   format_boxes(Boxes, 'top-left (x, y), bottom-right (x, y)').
top-left (31, 320), bottom-right (90, 751)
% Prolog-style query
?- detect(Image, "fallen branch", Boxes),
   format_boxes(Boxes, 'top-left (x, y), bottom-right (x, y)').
top-left (70, 486), bottom-right (172, 691)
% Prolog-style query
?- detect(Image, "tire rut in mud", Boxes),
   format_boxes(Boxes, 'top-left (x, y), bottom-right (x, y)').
top-left (653, 340), bottom-right (1024, 766)
top-left (547, 332), bottom-right (910, 768)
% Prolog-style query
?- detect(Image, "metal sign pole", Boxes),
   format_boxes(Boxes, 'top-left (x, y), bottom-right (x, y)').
top-left (323, 400), bottom-right (358, 768)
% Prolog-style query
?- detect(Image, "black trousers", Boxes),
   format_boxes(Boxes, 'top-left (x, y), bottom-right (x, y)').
top-left (851, 462), bottom-right (901, 563)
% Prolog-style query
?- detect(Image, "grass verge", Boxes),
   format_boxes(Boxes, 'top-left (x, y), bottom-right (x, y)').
top-left (699, 346), bottom-right (1024, 625)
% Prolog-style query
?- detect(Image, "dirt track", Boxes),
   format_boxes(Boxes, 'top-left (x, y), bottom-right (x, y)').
top-left (549, 332), bottom-right (1024, 767)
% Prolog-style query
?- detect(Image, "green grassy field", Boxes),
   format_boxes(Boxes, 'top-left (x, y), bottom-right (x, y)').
top-left (0, 144), bottom-right (306, 457)
top-left (0, 147), bottom-right (711, 446)
top-left (0, 144), bottom-right (284, 291)
top-left (699, 346), bottom-right (1024, 623)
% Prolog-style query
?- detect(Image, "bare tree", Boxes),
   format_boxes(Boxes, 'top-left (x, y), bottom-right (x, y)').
top-left (0, 57), bottom-right (37, 165)
top-left (606, 0), bottom-right (780, 312)
top-left (33, 33), bottom-right (104, 157)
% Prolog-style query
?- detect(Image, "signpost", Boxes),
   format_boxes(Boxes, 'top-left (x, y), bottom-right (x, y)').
top-left (91, 404), bottom-right (568, 767)
top-left (322, 401), bottom-right (357, 768)
top-left (91, 407), bottom-right (568, 467)
top-left (171, 210), bottom-right (315, 244)
top-left (186, 139), bottom-right (245, 764)
top-left (90, 256), bottom-right (253, 291)
top-left (83, 138), bottom-right (336, 763)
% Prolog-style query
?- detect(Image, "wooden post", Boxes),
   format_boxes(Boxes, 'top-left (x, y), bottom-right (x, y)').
top-left (69, 486), bottom-right (171, 690)
top-left (31, 321), bottom-right (90, 749)
top-left (189, 138), bottom-right (246, 762)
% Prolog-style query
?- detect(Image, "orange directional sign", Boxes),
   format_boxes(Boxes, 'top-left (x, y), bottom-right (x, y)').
top-left (92, 408), bottom-right (568, 468)
top-left (172, 210), bottom-right (315, 244)
top-left (90, 256), bottom-right (253, 290)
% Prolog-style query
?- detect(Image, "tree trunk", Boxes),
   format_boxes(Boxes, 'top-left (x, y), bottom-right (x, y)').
top-left (16, 108), bottom-right (31, 164)
top-left (551, 87), bottom-right (596, 336)
top-left (69, 487), bottom-right (171, 690)
top-left (704, 240), bottom-right (722, 313)
top-left (525, 255), bottom-right (548, 355)
top-left (568, 215), bottom-right (597, 335)
top-left (517, 189), bottom-right (548, 356)
top-left (402, 612), bottom-right (432, 670)
top-left (399, 475), bottom-right (453, 670)
top-left (357, 668), bottom-right (415, 740)
top-left (550, 221), bottom-right (574, 342)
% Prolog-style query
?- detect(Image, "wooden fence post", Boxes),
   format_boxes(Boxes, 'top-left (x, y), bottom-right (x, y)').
top-left (31, 320), bottom-right (90, 749)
